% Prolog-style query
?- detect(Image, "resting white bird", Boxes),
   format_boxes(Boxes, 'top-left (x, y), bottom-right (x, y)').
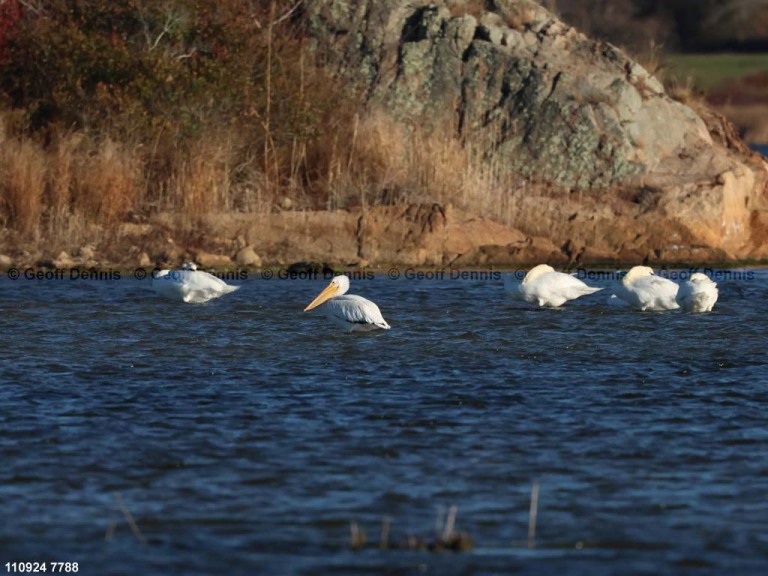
top-left (676, 272), bottom-right (718, 313)
top-left (612, 265), bottom-right (679, 311)
top-left (504, 264), bottom-right (602, 307)
top-left (304, 274), bottom-right (390, 332)
top-left (152, 262), bottom-right (240, 304)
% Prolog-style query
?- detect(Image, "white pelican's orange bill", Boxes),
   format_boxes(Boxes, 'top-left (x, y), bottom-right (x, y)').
top-left (304, 282), bottom-right (340, 311)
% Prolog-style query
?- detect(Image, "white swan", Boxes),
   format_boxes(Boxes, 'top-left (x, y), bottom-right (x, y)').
top-left (152, 262), bottom-right (240, 304)
top-left (612, 266), bottom-right (679, 311)
top-left (676, 272), bottom-right (718, 312)
top-left (304, 275), bottom-right (390, 332)
top-left (504, 264), bottom-right (603, 308)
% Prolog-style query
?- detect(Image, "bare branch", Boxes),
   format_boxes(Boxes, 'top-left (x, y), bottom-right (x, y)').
top-left (176, 48), bottom-right (197, 61)
top-left (273, 0), bottom-right (303, 27)
top-left (18, 0), bottom-right (45, 15)
top-left (148, 11), bottom-right (181, 52)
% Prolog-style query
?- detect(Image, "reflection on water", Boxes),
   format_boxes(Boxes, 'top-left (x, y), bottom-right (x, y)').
top-left (2, 270), bottom-right (768, 575)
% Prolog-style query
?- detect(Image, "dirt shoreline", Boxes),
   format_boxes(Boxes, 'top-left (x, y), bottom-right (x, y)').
top-left (3, 202), bottom-right (768, 274)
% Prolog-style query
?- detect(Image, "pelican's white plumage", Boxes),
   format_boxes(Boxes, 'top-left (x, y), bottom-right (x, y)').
top-left (504, 264), bottom-right (602, 308)
top-left (304, 275), bottom-right (390, 332)
top-left (612, 265), bottom-right (679, 311)
top-left (152, 262), bottom-right (240, 304)
top-left (676, 272), bottom-right (718, 312)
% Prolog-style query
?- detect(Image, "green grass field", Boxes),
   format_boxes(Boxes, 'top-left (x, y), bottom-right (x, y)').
top-left (665, 53), bottom-right (768, 90)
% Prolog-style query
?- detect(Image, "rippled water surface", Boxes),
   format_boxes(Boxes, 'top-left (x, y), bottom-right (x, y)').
top-left (2, 269), bottom-right (768, 575)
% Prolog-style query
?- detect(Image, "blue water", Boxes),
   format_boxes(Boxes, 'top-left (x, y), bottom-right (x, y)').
top-left (2, 269), bottom-right (768, 575)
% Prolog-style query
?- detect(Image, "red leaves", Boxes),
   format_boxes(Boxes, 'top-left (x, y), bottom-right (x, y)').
top-left (0, 0), bottom-right (24, 63)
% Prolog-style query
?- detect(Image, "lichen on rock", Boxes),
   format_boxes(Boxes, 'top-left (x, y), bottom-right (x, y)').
top-left (304, 0), bottom-right (768, 262)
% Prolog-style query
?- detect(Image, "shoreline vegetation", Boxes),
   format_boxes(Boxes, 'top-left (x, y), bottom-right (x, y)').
top-left (0, 1), bottom-right (766, 270)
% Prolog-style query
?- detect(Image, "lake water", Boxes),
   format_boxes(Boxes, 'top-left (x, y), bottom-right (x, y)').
top-left (2, 268), bottom-right (768, 575)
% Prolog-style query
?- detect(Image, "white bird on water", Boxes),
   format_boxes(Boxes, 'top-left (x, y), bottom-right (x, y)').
top-left (612, 266), bottom-right (679, 311)
top-left (152, 262), bottom-right (240, 304)
top-left (676, 272), bottom-right (718, 313)
top-left (304, 275), bottom-right (391, 332)
top-left (504, 264), bottom-right (602, 308)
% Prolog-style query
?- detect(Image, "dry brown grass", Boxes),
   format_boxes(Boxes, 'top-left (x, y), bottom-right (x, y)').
top-left (0, 101), bottom-right (527, 248)
top-left (48, 133), bottom-right (81, 236)
top-left (0, 124), bottom-right (142, 243)
top-left (633, 40), bottom-right (667, 79)
top-left (169, 133), bottom-right (235, 222)
top-left (0, 137), bottom-right (46, 238)
top-left (319, 111), bottom-right (524, 223)
top-left (666, 75), bottom-right (710, 116)
top-left (73, 138), bottom-right (141, 226)
top-left (629, 41), bottom-right (712, 116)
top-left (325, 113), bottom-right (410, 209)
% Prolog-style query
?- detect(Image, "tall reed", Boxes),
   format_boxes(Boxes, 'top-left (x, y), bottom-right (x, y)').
top-left (72, 138), bottom-right (141, 227)
top-left (322, 111), bottom-right (524, 224)
top-left (0, 136), bottom-right (45, 237)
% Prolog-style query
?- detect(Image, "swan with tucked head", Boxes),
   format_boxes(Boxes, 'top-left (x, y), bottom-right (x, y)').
top-left (504, 264), bottom-right (603, 308)
top-left (676, 272), bottom-right (718, 313)
top-left (152, 261), bottom-right (240, 304)
top-left (304, 275), bottom-right (390, 332)
top-left (612, 265), bottom-right (679, 311)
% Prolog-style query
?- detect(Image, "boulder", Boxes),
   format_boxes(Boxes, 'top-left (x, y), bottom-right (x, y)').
top-left (236, 246), bottom-right (262, 267)
top-left (76, 244), bottom-right (96, 261)
top-left (194, 251), bottom-right (234, 269)
top-left (54, 251), bottom-right (75, 268)
top-left (305, 0), bottom-right (768, 261)
top-left (137, 252), bottom-right (152, 268)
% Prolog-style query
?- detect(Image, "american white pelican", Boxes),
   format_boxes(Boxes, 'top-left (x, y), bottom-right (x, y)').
top-left (504, 264), bottom-right (602, 308)
top-left (612, 265), bottom-right (679, 311)
top-left (152, 262), bottom-right (240, 304)
top-left (304, 274), bottom-right (390, 332)
top-left (676, 272), bottom-right (718, 313)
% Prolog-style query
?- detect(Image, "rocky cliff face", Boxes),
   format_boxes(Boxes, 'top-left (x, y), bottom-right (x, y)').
top-left (305, 0), bottom-right (768, 262)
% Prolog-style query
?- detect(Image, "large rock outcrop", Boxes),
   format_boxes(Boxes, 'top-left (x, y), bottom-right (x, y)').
top-left (305, 0), bottom-right (768, 262)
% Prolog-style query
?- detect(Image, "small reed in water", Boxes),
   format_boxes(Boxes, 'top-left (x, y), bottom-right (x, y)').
top-left (350, 520), bottom-right (366, 549)
top-left (528, 480), bottom-right (539, 549)
top-left (380, 516), bottom-right (391, 549)
top-left (105, 493), bottom-right (146, 544)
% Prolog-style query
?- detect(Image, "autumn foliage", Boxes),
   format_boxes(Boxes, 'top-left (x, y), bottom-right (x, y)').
top-left (0, 0), bottom-right (23, 64)
top-left (0, 0), bottom-right (360, 239)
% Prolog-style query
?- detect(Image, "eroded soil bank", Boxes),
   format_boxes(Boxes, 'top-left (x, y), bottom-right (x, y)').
top-left (3, 197), bottom-right (768, 274)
